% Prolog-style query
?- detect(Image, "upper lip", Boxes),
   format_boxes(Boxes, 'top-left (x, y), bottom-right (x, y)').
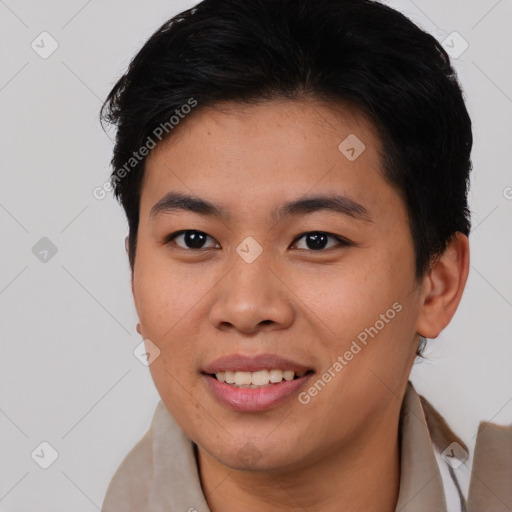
top-left (202, 353), bottom-right (313, 374)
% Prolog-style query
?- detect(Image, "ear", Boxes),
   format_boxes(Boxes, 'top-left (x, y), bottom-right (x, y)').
top-left (415, 232), bottom-right (470, 339)
top-left (125, 235), bottom-right (136, 294)
top-left (132, 277), bottom-right (140, 335)
top-left (125, 234), bottom-right (138, 318)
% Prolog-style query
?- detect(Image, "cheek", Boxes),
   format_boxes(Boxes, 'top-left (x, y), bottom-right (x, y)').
top-left (135, 255), bottom-right (206, 416)
top-left (132, 250), bottom-right (211, 406)
top-left (133, 246), bottom-right (211, 341)
top-left (301, 259), bottom-right (408, 336)
top-left (299, 254), bottom-right (418, 396)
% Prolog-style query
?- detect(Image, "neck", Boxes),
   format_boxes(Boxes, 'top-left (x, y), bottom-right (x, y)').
top-left (197, 406), bottom-right (401, 512)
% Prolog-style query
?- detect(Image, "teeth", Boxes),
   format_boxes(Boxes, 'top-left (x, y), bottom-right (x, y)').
top-left (270, 369), bottom-right (284, 383)
top-left (234, 371), bottom-right (252, 386)
top-left (214, 369), bottom-right (305, 386)
top-left (283, 370), bottom-right (295, 381)
top-left (251, 370), bottom-right (270, 386)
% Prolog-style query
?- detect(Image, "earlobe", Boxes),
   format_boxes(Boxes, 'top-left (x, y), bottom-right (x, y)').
top-left (127, 235), bottom-right (138, 316)
top-left (416, 232), bottom-right (470, 339)
top-left (132, 281), bottom-right (141, 336)
top-left (131, 272), bottom-right (141, 336)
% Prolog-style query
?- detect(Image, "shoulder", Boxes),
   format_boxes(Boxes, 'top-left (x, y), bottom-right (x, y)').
top-left (467, 421), bottom-right (512, 512)
top-left (415, 384), bottom-right (512, 511)
top-left (102, 426), bottom-right (154, 512)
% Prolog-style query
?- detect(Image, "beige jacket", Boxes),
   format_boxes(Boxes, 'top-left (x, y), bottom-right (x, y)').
top-left (102, 381), bottom-right (512, 511)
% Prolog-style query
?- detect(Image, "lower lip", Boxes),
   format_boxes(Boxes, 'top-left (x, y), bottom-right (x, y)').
top-left (202, 373), bottom-right (314, 412)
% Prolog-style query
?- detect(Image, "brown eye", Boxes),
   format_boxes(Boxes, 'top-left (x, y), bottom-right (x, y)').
top-left (165, 230), bottom-right (219, 250)
top-left (292, 231), bottom-right (350, 251)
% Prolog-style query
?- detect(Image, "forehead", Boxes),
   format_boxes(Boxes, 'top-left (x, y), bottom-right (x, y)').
top-left (140, 98), bottom-right (395, 222)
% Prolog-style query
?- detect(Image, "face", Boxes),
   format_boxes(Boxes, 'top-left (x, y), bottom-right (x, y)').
top-left (133, 98), bottom-right (423, 472)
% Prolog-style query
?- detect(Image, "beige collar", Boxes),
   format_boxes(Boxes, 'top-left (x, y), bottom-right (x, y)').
top-left (395, 381), bottom-right (448, 511)
top-left (466, 420), bottom-right (512, 511)
top-left (103, 381), bottom-right (452, 511)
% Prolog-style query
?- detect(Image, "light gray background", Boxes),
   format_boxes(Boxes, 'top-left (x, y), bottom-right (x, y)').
top-left (1, 0), bottom-right (511, 510)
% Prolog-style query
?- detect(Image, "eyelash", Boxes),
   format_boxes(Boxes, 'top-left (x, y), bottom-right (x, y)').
top-left (163, 230), bottom-right (351, 252)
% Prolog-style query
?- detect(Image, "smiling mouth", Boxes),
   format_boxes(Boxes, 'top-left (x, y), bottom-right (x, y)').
top-left (204, 369), bottom-right (315, 388)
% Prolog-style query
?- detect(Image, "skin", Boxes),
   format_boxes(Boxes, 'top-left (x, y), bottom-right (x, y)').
top-left (131, 98), bottom-right (470, 512)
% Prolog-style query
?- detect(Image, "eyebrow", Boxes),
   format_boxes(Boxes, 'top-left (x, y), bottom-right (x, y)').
top-left (149, 191), bottom-right (371, 223)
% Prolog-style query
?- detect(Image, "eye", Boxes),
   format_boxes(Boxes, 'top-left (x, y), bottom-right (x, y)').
top-left (163, 230), bottom-right (351, 252)
top-left (164, 230), bottom-right (219, 250)
top-left (291, 231), bottom-right (350, 251)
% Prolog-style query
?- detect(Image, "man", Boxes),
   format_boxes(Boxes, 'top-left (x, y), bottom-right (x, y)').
top-left (99, 0), bottom-right (512, 510)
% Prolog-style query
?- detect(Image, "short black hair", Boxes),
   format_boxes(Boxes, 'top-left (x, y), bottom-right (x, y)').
top-left (100, 0), bottom-right (472, 285)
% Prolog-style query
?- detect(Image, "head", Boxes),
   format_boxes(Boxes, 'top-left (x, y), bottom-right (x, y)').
top-left (101, 0), bottom-right (471, 473)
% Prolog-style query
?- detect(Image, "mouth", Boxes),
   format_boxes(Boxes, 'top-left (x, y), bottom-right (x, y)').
top-left (203, 368), bottom-right (315, 388)
top-left (201, 368), bottom-right (315, 412)
top-left (200, 353), bottom-right (315, 411)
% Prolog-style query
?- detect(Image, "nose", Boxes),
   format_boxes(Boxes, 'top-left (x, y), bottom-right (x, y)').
top-left (208, 253), bottom-right (295, 335)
